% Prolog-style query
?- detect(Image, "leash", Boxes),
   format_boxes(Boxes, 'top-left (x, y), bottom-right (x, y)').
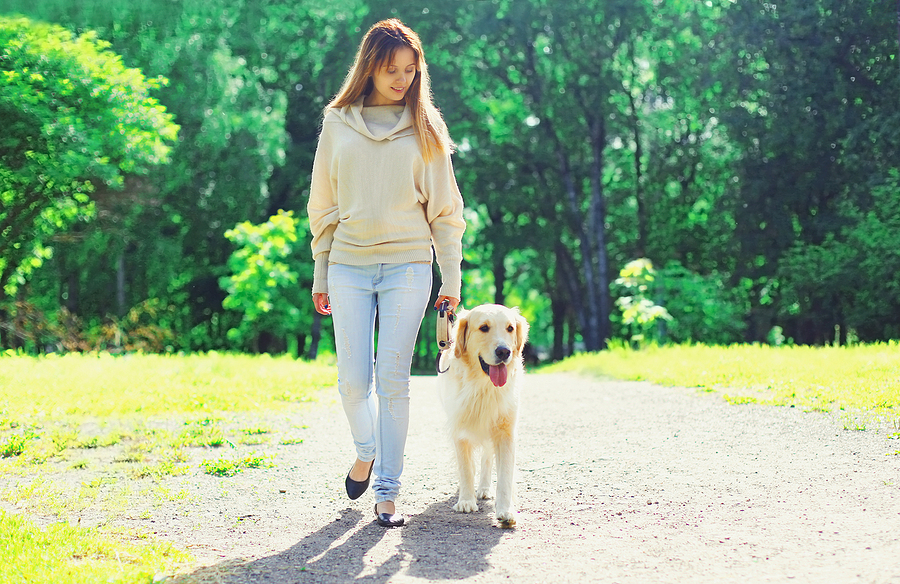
top-left (435, 299), bottom-right (455, 374)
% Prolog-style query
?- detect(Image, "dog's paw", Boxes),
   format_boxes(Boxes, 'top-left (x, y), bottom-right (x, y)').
top-left (453, 498), bottom-right (479, 513)
top-left (496, 507), bottom-right (517, 527)
top-left (476, 487), bottom-right (492, 500)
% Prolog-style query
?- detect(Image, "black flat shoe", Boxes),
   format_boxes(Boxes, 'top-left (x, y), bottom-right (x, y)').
top-left (375, 504), bottom-right (405, 528)
top-left (345, 460), bottom-right (374, 500)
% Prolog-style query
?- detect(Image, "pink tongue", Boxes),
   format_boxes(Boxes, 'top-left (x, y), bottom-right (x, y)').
top-left (489, 363), bottom-right (508, 387)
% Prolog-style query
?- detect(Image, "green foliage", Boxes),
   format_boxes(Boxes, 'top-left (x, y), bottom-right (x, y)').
top-left (0, 15), bottom-right (178, 298)
top-left (711, 0), bottom-right (900, 344)
top-left (2, 0), bottom-right (899, 355)
top-left (220, 210), bottom-right (311, 352)
top-left (2, 297), bottom-right (177, 353)
top-left (611, 259), bottom-right (672, 347)
top-left (656, 262), bottom-right (748, 345)
top-left (610, 259), bottom-right (746, 346)
top-left (777, 169), bottom-right (900, 341)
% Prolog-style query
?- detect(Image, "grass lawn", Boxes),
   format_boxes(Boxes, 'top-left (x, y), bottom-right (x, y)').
top-left (0, 510), bottom-right (189, 584)
top-left (544, 342), bottom-right (900, 424)
top-left (2, 344), bottom-right (898, 581)
top-left (1, 351), bottom-right (336, 420)
top-left (0, 351), bottom-right (336, 584)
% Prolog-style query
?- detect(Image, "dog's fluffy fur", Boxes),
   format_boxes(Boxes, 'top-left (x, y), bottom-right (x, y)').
top-left (437, 304), bottom-right (529, 526)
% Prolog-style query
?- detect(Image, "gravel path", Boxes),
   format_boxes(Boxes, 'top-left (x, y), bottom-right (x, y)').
top-left (155, 372), bottom-right (900, 584)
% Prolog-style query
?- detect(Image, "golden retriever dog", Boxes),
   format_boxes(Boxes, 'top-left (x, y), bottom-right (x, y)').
top-left (437, 304), bottom-right (529, 527)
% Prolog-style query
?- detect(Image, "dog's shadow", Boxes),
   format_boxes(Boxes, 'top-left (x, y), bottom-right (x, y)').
top-left (171, 498), bottom-right (509, 583)
top-left (401, 496), bottom-right (509, 579)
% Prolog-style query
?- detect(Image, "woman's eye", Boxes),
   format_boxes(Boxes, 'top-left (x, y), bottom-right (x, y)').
top-left (479, 325), bottom-right (490, 332)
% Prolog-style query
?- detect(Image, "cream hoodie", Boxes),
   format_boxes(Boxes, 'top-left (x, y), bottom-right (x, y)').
top-left (307, 97), bottom-right (466, 299)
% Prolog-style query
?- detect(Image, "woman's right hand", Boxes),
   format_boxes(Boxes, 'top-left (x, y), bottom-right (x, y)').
top-left (313, 293), bottom-right (332, 316)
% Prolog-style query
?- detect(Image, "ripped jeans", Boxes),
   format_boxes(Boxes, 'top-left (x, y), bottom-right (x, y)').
top-left (327, 262), bottom-right (432, 503)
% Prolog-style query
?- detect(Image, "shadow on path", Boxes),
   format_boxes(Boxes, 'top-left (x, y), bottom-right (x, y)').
top-left (172, 497), bottom-right (510, 583)
top-left (400, 497), bottom-right (508, 580)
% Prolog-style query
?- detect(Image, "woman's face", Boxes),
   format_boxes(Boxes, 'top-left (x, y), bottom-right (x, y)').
top-left (367, 47), bottom-right (417, 106)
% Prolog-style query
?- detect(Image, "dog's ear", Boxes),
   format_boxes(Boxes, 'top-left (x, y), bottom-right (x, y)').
top-left (514, 309), bottom-right (529, 354)
top-left (453, 314), bottom-right (468, 358)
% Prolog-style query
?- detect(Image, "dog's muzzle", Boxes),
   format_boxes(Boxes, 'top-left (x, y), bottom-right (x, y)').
top-left (479, 346), bottom-right (512, 387)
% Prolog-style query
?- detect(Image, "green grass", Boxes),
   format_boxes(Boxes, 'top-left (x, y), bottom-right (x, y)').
top-left (1, 434), bottom-right (27, 458)
top-left (0, 510), bottom-right (189, 584)
top-left (0, 352), bottom-right (335, 582)
top-left (200, 453), bottom-right (273, 477)
top-left (0, 351), bottom-right (336, 421)
top-left (544, 342), bottom-right (900, 414)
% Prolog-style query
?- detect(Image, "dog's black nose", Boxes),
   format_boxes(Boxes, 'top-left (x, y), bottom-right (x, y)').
top-left (495, 346), bottom-right (511, 361)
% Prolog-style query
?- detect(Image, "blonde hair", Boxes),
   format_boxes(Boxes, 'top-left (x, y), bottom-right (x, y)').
top-left (327, 18), bottom-right (454, 162)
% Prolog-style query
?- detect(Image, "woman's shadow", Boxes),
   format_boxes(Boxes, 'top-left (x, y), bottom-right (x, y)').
top-left (173, 497), bottom-right (509, 583)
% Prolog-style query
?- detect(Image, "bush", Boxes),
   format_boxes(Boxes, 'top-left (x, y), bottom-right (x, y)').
top-left (610, 259), bottom-right (747, 345)
top-left (656, 261), bottom-right (748, 344)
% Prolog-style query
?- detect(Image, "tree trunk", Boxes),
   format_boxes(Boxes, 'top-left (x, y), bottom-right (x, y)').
top-left (306, 312), bottom-right (322, 360)
top-left (66, 271), bottom-right (80, 314)
top-left (554, 144), bottom-right (602, 351)
top-left (554, 243), bottom-right (588, 344)
top-left (493, 250), bottom-right (506, 306)
top-left (567, 312), bottom-right (577, 356)
top-left (116, 250), bottom-right (126, 317)
top-left (586, 115), bottom-right (611, 350)
top-left (550, 288), bottom-right (566, 361)
top-left (628, 92), bottom-right (647, 257)
top-left (296, 333), bottom-right (307, 359)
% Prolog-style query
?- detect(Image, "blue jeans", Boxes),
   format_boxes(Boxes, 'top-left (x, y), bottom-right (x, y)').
top-left (327, 262), bottom-right (432, 503)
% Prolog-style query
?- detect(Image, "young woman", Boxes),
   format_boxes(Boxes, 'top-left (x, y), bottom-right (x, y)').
top-left (307, 18), bottom-right (465, 528)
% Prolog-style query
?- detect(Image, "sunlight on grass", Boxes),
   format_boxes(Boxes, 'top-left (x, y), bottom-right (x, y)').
top-left (0, 510), bottom-right (189, 584)
top-left (0, 352), bottom-right (333, 580)
top-left (543, 342), bottom-right (900, 412)
top-left (0, 352), bottom-right (336, 423)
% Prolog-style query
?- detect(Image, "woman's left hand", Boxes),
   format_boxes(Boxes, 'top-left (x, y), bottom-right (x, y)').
top-left (434, 295), bottom-right (460, 312)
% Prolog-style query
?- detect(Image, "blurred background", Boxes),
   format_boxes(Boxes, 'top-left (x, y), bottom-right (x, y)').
top-left (1, 0), bottom-right (898, 368)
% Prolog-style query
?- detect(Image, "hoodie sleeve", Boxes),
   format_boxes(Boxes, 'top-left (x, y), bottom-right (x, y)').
top-left (307, 115), bottom-right (340, 295)
top-left (422, 151), bottom-right (466, 300)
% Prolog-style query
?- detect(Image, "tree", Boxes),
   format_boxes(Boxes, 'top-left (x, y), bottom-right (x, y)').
top-left (712, 0), bottom-right (900, 343)
top-left (0, 16), bottom-right (178, 302)
top-left (220, 210), bottom-right (321, 357)
top-left (2, 0), bottom-right (361, 352)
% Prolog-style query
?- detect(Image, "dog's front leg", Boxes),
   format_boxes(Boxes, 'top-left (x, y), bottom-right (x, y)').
top-left (452, 438), bottom-right (479, 513)
top-left (476, 447), bottom-right (493, 500)
top-left (493, 431), bottom-right (516, 525)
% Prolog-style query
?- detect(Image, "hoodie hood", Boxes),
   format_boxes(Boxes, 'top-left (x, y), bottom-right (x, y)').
top-left (333, 97), bottom-right (415, 142)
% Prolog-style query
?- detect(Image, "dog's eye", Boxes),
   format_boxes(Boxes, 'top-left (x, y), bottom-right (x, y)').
top-left (479, 324), bottom-right (490, 333)
top-left (507, 325), bottom-right (514, 332)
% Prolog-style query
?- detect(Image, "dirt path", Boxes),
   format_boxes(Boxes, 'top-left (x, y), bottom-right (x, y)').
top-left (154, 372), bottom-right (900, 584)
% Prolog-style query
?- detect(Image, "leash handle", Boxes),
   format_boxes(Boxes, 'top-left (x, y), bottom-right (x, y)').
top-left (435, 300), bottom-right (456, 374)
top-left (436, 300), bottom-right (455, 351)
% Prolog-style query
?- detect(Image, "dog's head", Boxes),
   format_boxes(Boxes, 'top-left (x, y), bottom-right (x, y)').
top-left (453, 304), bottom-right (529, 387)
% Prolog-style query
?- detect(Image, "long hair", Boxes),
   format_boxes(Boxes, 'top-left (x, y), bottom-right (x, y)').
top-left (327, 18), bottom-right (454, 162)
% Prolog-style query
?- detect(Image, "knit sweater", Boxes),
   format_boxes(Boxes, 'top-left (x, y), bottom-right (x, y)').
top-left (307, 97), bottom-right (466, 299)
